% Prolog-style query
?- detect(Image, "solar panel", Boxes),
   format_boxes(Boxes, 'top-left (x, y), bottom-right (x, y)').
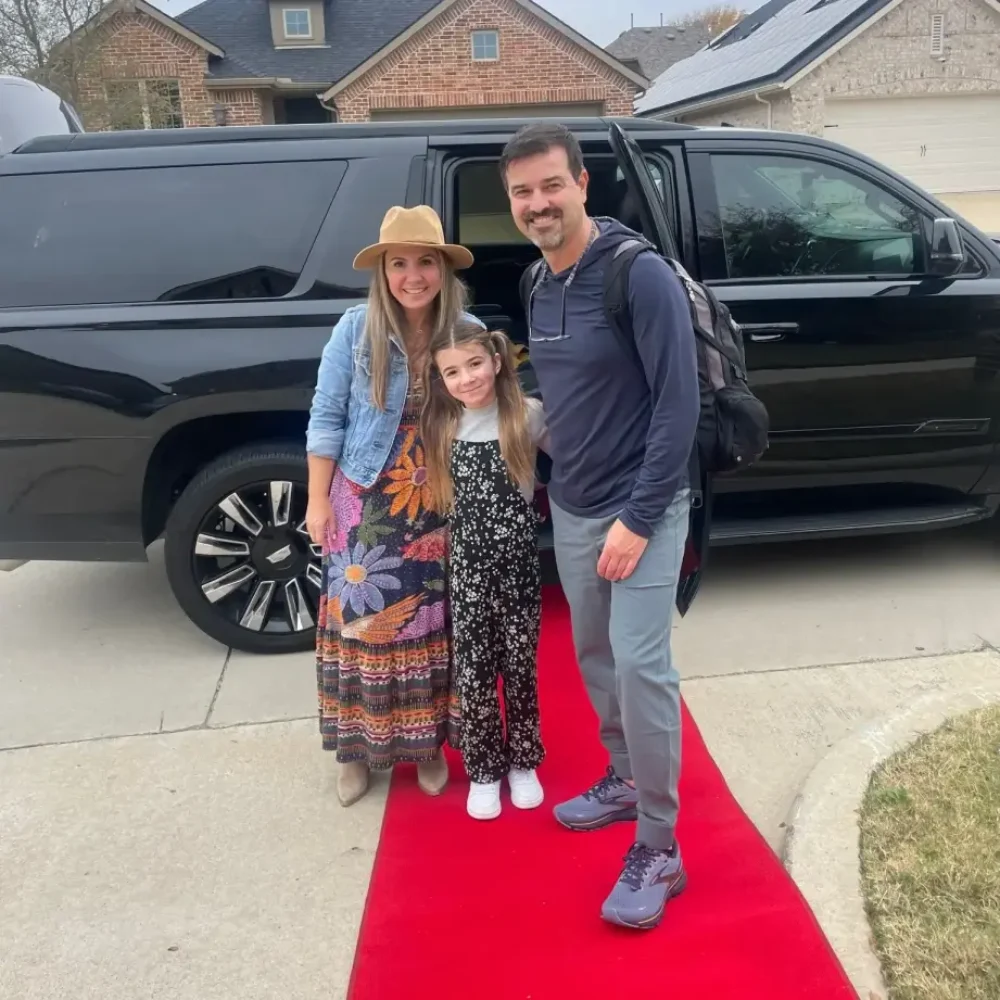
top-left (635, 0), bottom-right (879, 114)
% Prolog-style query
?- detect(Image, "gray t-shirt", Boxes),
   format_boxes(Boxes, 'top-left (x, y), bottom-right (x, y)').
top-left (455, 398), bottom-right (548, 502)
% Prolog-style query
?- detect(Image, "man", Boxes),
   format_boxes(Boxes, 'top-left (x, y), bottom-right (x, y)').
top-left (501, 123), bottom-right (700, 930)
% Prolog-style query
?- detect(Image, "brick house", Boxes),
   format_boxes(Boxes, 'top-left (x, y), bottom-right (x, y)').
top-left (634, 0), bottom-right (1000, 227)
top-left (70, 0), bottom-right (646, 130)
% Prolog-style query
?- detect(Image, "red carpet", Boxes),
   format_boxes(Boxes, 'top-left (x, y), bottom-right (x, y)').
top-left (348, 590), bottom-right (857, 1000)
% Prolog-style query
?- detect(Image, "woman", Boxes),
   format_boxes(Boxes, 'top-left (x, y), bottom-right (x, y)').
top-left (305, 205), bottom-right (480, 807)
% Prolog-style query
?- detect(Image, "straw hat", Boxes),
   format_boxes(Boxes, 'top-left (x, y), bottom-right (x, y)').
top-left (352, 205), bottom-right (474, 271)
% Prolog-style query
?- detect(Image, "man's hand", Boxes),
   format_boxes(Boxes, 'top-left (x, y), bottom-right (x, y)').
top-left (597, 519), bottom-right (648, 582)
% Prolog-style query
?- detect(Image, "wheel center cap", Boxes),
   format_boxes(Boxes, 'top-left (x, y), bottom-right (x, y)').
top-left (251, 530), bottom-right (304, 579)
top-left (265, 543), bottom-right (293, 566)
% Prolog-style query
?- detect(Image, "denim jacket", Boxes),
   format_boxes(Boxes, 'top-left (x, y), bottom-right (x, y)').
top-left (306, 303), bottom-right (484, 488)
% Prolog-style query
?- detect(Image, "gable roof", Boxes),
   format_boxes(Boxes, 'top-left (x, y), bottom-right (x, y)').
top-left (321, 0), bottom-right (647, 100)
top-left (53, 0), bottom-right (224, 60)
top-left (175, 0), bottom-right (646, 92)
top-left (635, 0), bottom-right (896, 116)
top-left (606, 23), bottom-right (713, 81)
top-left (178, 0), bottom-right (443, 83)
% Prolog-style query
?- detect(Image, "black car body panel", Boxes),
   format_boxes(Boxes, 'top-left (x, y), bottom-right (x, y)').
top-left (2, 113), bottom-right (999, 650)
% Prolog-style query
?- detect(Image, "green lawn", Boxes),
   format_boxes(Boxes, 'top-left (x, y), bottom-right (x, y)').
top-left (859, 703), bottom-right (1000, 1000)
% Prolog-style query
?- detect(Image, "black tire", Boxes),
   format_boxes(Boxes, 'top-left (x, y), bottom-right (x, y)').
top-left (164, 441), bottom-right (322, 655)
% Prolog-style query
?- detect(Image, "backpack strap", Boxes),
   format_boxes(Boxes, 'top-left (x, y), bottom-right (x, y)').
top-left (602, 237), bottom-right (653, 366)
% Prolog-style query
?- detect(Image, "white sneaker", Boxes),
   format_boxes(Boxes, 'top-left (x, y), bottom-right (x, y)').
top-left (467, 780), bottom-right (502, 820)
top-left (508, 768), bottom-right (544, 810)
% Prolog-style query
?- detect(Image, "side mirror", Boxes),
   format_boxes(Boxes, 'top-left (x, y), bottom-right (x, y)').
top-left (928, 217), bottom-right (965, 277)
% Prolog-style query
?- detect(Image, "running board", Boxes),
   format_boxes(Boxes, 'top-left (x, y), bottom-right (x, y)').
top-left (709, 502), bottom-right (993, 546)
top-left (536, 502), bottom-right (993, 550)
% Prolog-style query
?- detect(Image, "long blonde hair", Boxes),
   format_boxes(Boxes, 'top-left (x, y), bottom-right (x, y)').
top-left (421, 322), bottom-right (535, 514)
top-left (363, 251), bottom-right (469, 409)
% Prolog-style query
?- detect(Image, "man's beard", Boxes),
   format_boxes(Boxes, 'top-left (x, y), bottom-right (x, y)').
top-left (523, 211), bottom-right (564, 250)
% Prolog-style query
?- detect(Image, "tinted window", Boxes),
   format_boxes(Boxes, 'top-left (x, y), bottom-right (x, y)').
top-left (0, 160), bottom-right (345, 307)
top-left (709, 153), bottom-right (925, 280)
top-left (454, 156), bottom-right (667, 246)
top-left (308, 155), bottom-right (419, 298)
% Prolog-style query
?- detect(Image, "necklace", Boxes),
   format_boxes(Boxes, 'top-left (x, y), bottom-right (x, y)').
top-left (562, 220), bottom-right (599, 288)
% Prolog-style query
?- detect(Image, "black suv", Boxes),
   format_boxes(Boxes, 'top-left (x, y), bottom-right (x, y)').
top-left (2, 116), bottom-right (999, 654)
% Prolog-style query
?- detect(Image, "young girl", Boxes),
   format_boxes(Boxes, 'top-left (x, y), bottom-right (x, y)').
top-left (422, 321), bottom-right (548, 821)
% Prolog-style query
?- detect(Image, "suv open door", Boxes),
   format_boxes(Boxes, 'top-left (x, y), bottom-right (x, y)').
top-left (608, 121), bottom-right (708, 617)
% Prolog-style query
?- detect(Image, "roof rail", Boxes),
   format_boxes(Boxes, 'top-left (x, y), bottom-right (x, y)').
top-left (13, 117), bottom-right (694, 155)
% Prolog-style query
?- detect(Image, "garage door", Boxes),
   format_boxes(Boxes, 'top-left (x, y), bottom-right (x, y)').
top-left (369, 102), bottom-right (604, 122)
top-left (824, 95), bottom-right (1000, 194)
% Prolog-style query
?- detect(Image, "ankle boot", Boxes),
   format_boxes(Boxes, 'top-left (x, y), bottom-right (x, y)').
top-left (417, 752), bottom-right (448, 796)
top-left (336, 761), bottom-right (370, 807)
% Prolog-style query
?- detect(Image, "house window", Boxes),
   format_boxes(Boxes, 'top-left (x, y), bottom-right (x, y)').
top-left (105, 79), bottom-right (183, 131)
top-left (930, 13), bottom-right (945, 55)
top-left (471, 30), bottom-right (499, 61)
top-left (283, 8), bottom-right (312, 38)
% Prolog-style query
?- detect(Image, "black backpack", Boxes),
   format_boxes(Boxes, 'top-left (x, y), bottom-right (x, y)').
top-left (519, 235), bottom-right (769, 478)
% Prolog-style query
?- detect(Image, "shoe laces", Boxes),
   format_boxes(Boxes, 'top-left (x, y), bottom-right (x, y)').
top-left (582, 765), bottom-right (626, 804)
top-left (619, 843), bottom-right (660, 891)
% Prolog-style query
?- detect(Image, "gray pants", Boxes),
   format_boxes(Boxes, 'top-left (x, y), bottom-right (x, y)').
top-left (550, 489), bottom-right (690, 850)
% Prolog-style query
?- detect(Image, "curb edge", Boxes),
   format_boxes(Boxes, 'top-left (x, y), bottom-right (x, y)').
top-left (783, 676), bottom-right (1000, 1000)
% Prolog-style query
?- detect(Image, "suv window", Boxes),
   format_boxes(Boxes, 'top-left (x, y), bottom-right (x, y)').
top-left (456, 156), bottom-right (669, 247)
top-left (708, 153), bottom-right (925, 280)
top-left (0, 160), bottom-right (346, 308)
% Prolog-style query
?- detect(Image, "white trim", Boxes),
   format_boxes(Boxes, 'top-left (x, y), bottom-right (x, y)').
top-left (786, 0), bottom-right (1000, 89)
top-left (645, 83), bottom-right (785, 120)
top-left (783, 0), bottom-right (905, 89)
top-left (511, 0), bottom-right (648, 86)
top-left (282, 7), bottom-right (313, 39)
top-left (320, 0), bottom-right (647, 102)
top-left (470, 29), bottom-right (500, 62)
top-left (96, 0), bottom-right (225, 57)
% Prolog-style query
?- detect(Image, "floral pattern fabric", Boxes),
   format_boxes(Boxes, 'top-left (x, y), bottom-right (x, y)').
top-left (450, 437), bottom-right (544, 785)
top-left (316, 393), bottom-right (459, 767)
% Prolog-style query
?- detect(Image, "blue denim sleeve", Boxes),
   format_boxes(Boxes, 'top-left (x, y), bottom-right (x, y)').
top-left (306, 311), bottom-right (356, 460)
top-left (619, 253), bottom-right (700, 539)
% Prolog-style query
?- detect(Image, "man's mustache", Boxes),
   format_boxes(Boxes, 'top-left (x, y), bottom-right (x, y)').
top-left (524, 210), bottom-right (562, 224)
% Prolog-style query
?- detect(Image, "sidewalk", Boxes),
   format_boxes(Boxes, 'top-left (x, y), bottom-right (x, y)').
top-left (2, 527), bottom-right (1000, 997)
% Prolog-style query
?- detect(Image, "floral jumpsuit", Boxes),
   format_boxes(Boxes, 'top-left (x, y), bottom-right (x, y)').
top-left (449, 402), bottom-right (545, 785)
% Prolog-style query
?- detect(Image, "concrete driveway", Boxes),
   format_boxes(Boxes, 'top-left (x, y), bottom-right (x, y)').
top-left (3, 524), bottom-right (1000, 999)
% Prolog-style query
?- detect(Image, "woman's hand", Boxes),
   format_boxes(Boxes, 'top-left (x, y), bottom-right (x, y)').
top-left (306, 496), bottom-right (336, 548)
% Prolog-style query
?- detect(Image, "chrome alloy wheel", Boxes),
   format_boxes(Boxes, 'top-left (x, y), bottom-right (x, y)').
top-left (192, 480), bottom-right (322, 638)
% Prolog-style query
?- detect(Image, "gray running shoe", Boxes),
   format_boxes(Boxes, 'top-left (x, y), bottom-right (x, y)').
top-left (601, 842), bottom-right (687, 930)
top-left (553, 766), bottom-right (639, 831)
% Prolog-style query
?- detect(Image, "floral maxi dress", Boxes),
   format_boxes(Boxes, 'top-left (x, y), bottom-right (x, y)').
top-left (316, 387), bottom-right (459, 767)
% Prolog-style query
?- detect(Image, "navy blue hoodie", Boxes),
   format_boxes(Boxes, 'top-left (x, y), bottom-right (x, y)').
top-left (528, 218), bottom-right (699, 538)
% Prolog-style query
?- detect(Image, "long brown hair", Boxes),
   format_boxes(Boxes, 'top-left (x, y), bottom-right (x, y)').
top-left (363, 250), bottom-right (469, 410)
top-left (421, 322), bottom-right (534, 514)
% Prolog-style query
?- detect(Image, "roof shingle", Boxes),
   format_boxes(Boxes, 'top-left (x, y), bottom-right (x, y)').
top-left (605, 23), bottom-right (713, 82)
top-left (178, 0), bottom-right (443, 83)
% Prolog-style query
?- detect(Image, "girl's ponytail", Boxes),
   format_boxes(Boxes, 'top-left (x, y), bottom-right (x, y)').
top-left (490, 330), bottom-right (534, 497)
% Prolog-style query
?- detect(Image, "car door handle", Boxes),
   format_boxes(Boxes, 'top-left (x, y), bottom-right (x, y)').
top-left (741, 322), bottom-right (799, 343)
